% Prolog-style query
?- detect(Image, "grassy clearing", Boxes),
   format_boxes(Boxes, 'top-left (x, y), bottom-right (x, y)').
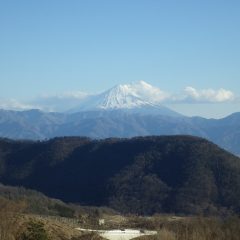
top-left (131, 215), bottom-right (240, 240)
top-left (1, 197), bottom-right (240, 240)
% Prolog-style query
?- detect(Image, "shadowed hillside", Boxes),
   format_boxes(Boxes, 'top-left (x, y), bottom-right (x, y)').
top-left (0, 136), bottom-right (240, 215)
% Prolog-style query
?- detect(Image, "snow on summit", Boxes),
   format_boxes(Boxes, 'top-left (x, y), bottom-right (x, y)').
top-left (97, 81), bottom-right (162, 109)
top-left (68, 81), bottom-right (182, 117)
top-left (98, 84), bottom-right (146, 109)
top-left (71, 81), bottom-right (170, 111)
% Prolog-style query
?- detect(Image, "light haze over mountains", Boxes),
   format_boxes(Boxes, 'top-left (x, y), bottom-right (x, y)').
top-left (0, 81), bottom-right (237, 118)
top-left (0, 81), bottom-right (239, 156)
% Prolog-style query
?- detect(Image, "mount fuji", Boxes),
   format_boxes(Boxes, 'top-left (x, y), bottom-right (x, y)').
top-left (0, 81), bottom-right (240, 156)
top-left (69, 81), bottom-right (181, 117)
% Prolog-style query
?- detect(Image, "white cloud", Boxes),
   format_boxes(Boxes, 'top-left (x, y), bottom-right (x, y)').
top-left (0, 92), bottom-right (90, 112)
top-left (31, 91), bottom-right (90, 112)
top-left (40, 91), bottom-right (89, 99)
top-left (0, 84), bottom-right (236, 113)
top-left (0, 99), bottom-right (38, 111)
top-left (131, 80), bottom-right (170, 102)
top-left (182, 87), bottom-right (235, 103)
top-left (130, 82), bottom-right (235, 104)
top-left (128, 82), bottom-right (235, 104)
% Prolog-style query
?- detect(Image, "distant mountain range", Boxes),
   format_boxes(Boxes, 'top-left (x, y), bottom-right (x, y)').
top-left (0, 136), bottom-right (239, 215)
top-left (0, 109), bottom-right (239, 155)
top-left (0, 81), bottom-right (239, 155)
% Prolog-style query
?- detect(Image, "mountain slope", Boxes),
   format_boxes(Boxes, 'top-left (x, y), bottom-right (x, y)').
top-left (69, 81), bottom-right (181, 117)
top-left (0, 109), bottom-right (240, 155)
top-left (0, 109), bottom-right (66, 139)
top-left (0, 183), bottom-right (75, 217)
top-left (0, 136), bottom-right (239, 215)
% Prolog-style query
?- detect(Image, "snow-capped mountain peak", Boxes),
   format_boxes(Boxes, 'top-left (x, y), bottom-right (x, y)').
top-left (96, 80), bottom-right (170, 109)
top-left (70, 81), bottom-right (181, 117)
top-left (98, 84), bottom-right (143, 109)
top-left (72, 81), bottom-right (166, 111)
top-left (96, 81), bottom-right (157, 109)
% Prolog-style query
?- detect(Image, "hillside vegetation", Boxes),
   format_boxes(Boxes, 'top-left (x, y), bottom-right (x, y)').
top-left (0, 184), bottom-right (75, 217)
top-left (0, 136), bottom-right (240, 215)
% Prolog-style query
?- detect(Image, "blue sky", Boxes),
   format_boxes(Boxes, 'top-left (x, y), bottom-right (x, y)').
top-left (0, 0), bottom-right (240, 117)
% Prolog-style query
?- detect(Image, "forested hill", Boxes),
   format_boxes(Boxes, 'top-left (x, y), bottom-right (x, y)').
top-left (0, 136), bottom-right (240, 215)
